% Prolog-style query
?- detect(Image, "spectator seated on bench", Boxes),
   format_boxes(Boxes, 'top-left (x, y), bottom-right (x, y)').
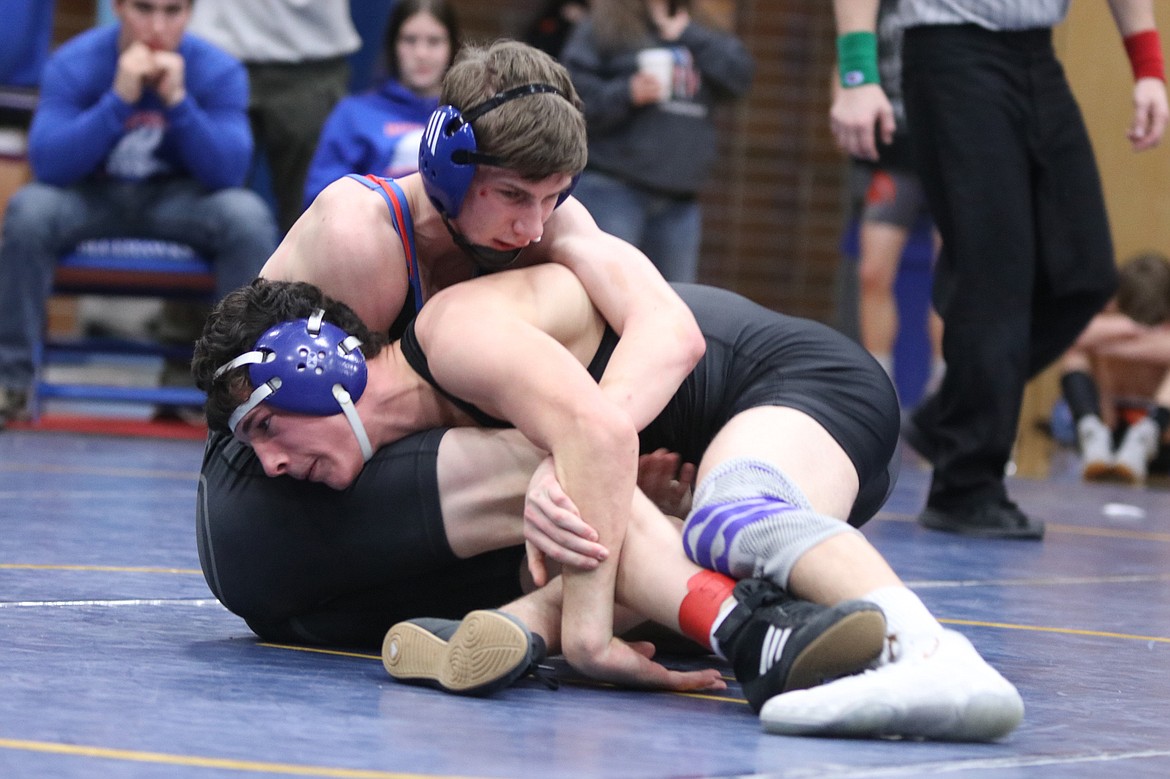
top-left (0, 0), bottom-right (277, 426)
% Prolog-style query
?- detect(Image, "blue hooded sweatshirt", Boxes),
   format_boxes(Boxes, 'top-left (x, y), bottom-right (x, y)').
top-left (303, 78), bottom-right (438, 209)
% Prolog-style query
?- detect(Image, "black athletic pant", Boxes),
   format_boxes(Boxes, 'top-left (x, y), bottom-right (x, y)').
top-left (902, 24), bottom-right (1117, 509)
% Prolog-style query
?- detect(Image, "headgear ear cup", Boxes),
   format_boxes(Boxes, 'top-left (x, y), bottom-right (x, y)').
top-left (419, 105), bottom-right (479, 217)
top-left (419, 83), bottom-right (580, 217)
top-left (247, 317), bottom-right (367, 416)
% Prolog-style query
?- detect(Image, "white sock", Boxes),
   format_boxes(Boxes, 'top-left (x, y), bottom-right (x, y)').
top-left (708, 596), bottom-right (739, 660)
top-left (861, 585), bottom-right (945, 660)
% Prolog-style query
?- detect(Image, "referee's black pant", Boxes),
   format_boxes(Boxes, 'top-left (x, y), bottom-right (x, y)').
top-left (902, 24), bottom-right (1117, 509)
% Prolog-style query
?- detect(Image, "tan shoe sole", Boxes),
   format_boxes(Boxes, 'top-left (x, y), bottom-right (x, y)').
top-left (785, 608), bottom-right (887, 693)
top-left (382, 610), bottom-right (531, 695)
top-left (1081, 460), bottom-right (1119, 482)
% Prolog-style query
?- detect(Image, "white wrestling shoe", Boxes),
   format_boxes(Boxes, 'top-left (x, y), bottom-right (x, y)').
top-left (1077, 415), bottom-right (1115, 482)
top-left (1113, 417), bottom-right (1160, 485)
top-left (758, 629), bottom-right (1024, 742)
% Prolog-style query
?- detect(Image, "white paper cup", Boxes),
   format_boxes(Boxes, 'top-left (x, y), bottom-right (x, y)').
top-left (637, 48), bottom-right (674, 102)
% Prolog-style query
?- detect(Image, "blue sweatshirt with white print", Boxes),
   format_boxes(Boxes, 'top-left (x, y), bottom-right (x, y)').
top-left (28, 24), bottom-right (252, 191)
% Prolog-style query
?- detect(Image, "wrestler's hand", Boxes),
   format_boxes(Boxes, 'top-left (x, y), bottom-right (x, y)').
top-left (564, 635), bottom-right (726, 692)
top-left (637, 448), bottom-right (695, 517)
top-left (830, 83), bottom-right (896, 161)
top-left (524, 455), bottom-right (608, 587)
top-left (1129, 76), bottom-right (1169, 151)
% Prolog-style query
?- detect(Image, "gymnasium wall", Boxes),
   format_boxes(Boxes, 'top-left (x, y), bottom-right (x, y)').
top-left (28, 1), bottom-right (1170, 329)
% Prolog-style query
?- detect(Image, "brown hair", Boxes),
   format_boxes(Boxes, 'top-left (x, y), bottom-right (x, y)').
top-left (191, 279), bottom-right (388, 433)
top-left (1116, 251), bottom-right (1170, 327)
top-left (440, 39), bottom-right (587, 179)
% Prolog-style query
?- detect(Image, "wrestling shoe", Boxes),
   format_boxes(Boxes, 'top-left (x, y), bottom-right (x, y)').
top-left (1113, 417), bottom-right (1160, 485)
top-left (715, 579), bottom-right (887, 712)
top-left (759, 629), bottom-right (1024, 742)
top-left (1076, 415), bottom-right (1116, 481)
top-left (382, 610), bottom-right (553, 696)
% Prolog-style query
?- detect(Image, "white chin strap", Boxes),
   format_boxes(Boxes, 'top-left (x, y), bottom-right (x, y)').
top-left (228, 376), bottom-right (281, 434)
top-left (333, 384), bottom-right (374, 463)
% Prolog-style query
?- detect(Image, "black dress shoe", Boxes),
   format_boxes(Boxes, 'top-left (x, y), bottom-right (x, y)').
top-left (918, 501), bottom-right (1045, 540)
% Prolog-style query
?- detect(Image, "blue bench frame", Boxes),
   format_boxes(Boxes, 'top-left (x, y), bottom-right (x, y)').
top-left (32, 239), bottom-right (213, 419)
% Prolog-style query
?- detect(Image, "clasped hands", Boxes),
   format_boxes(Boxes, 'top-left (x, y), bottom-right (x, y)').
top-left (115, 41), bottom-right (187, 107)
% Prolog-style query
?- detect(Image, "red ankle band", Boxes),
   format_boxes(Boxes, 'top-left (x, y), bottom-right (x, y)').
top-left (678, 570), bottom-right (736, 648)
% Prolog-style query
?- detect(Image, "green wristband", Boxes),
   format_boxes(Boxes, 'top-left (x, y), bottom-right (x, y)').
top-left (837, 31), bottom-right (880, 88)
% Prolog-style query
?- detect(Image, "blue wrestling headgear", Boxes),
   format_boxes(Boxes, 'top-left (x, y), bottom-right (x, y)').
top-left (212, 310), bottom-right (374, 462)
top-left (419, 83), bottom-right (580, 218)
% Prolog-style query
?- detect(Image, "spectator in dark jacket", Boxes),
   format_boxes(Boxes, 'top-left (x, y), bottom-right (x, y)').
top-left (561, 0), bottom-right (753, 282)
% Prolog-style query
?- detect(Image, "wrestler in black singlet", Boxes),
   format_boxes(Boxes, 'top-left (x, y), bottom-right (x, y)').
top-left (402, 283), bottom-right (900, 527)
top-left (199, 182), bottom-right (898, 648)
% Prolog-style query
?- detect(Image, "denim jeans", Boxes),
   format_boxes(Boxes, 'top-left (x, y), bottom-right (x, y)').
top-left (572, 170), bottom-right (702, 283)
top-left (0, 178), bottom-right (277, 389)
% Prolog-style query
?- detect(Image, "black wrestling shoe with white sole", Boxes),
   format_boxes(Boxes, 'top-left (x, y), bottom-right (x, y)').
top-left (382, 610), bottom-right (553, 696)
top-left (715, 579), bottom-right (887, 712)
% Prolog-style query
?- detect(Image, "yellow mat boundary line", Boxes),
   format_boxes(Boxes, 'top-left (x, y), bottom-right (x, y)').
top-left (941, 618), bottom-right (1170, 643)
top-left (0, 563), bottom-right (202, 574)
top-left (259, 643), bottom-right (750, 705)
top-left (0, 737), bottom-right (485, 779)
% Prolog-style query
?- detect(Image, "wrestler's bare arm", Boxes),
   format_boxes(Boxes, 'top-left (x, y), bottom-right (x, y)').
top-left (1094, 324), bottom-right (1170, 364)
top-left (417, 267), bottom-right (648, 678)
top-left (260, 177), bottom-right (411, 334)
top-left (539, 198), bottom-right (705, 430)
